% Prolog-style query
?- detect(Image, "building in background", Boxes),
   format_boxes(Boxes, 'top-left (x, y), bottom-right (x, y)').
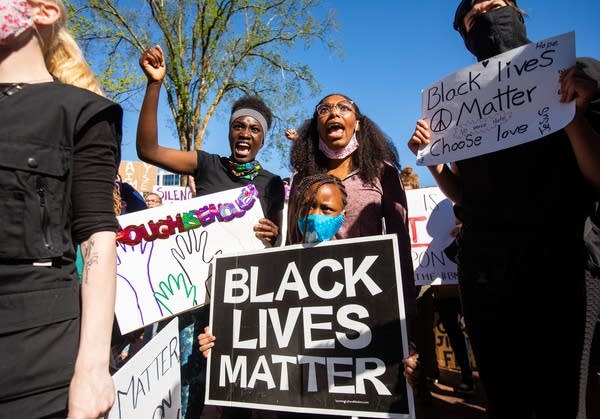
top-left (118, 161), bottom-right (183, 192)
top-left (119, 161), bottom-right (192, 205)
top-left (156, 168), bottom-right (181, 187)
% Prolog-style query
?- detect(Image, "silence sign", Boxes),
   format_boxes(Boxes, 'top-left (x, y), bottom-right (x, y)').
top-left (205, 235), bottom-right (415, 418)
top-left (417, 31), bottom-right (575, 165)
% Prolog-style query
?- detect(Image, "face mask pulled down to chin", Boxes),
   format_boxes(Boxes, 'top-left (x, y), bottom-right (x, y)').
top-left (464, 6), bottom-right (530, 61)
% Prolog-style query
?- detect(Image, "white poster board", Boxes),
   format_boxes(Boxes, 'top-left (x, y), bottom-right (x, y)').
top-left (107, 318), bottom-right (181, 419)
top-left (115, 185), bottom-right (265, 334)
top-left (406, 187), bottom-right (457, 285)
top-left (417, 31), bottom-right (575, 165)
top-left (153, 185), bottom-right (194, 205)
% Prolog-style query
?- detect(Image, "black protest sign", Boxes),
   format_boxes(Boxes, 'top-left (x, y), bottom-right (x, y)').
top-left (206, 235), bottom-right (415, 418)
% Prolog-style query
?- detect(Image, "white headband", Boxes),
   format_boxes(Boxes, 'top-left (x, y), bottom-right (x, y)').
top-left (230, 108), bottom-right (269, 135)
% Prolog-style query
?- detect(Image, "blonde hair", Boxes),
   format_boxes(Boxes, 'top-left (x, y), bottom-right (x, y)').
top-left (33, 0), bottom-right (104, 95)
top-left (401, 167), bottom-right (421, 190)
top-left (113, 182), bottom-right (122, 215)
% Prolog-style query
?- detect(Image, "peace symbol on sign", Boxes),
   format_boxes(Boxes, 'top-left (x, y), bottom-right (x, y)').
top-left (431, 108), bottom-right (453, 133)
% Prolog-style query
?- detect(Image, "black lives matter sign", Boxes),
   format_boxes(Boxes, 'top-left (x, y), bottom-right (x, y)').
top-left (205, 235), bottom-right (414, 418)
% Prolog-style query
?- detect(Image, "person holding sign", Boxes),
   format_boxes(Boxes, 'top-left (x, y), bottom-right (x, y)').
top-left (137, 45), bottom-right (284, 246)
top-left (286, 93), bottom-right (421, 391)
top-left (0, 0), bottom-right (122, 417)
top-left (198, 172), bottom-right (349, 418)
top-left (200, 174), bottom-right (412, 419)
top-left (137, 45), bottom-right (285, 419)
top-left (407, 1), bottom-right (600, 418)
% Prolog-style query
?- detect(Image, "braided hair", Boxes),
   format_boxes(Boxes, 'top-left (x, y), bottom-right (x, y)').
top-left (287, 173), bottom-right (347, 244)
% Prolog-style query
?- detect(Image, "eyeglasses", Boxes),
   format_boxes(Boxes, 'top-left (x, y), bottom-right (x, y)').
top-left (145, 198), bottom-right (160, 203)
top-left (315, 100), bottom-right (355, 117)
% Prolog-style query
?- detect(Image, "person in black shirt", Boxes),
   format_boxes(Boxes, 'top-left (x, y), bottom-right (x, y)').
top-left (137, 45), bottom-right (284, 245)
top-left (408, 1), bottom-right (600, 417)
top-left (0, 1), bottom-right (121, 418)
top-left (137, 44), bottom-right (285, 419)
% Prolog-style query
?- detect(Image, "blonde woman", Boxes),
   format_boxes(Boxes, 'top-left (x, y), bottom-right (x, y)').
top-left (0, 1), bottom-right (122, 418)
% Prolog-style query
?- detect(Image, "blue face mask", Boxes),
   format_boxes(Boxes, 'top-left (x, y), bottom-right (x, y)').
top-left (296, 213), bottom-right (345, 243)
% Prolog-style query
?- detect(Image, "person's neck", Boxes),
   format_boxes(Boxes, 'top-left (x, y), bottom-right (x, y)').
top-left (0, 38), bottom-right (52, 84)
top-left (327, 156), bottom-right (353, 180)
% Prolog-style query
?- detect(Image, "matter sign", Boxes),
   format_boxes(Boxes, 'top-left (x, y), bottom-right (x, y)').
top-left (205, 235), bottom-right (415, 418)
top-left (417, 31), bottom-right (576, 165)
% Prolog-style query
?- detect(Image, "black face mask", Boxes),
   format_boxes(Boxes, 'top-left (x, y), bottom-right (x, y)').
top-left (463, 6), bottom-right (530, 61)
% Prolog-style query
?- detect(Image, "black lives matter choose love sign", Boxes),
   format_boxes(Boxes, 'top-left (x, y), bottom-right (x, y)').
top-left (417, 31), bottom-right (576, 165)
top-left (205, 235), bottom-right (415, 418)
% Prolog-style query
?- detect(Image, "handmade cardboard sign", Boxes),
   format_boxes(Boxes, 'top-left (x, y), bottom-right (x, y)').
top-left (417, 32), bottom-right (575, 165)
top-left (115, 185), bottom-right (265, 334)
top-left (108, 318), bottom-right (181, 419)
top-left (406, 187), bottom-right (458, 286)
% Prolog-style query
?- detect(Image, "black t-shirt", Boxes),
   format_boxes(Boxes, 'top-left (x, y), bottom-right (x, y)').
top-left (194, 150), bottom-right (285, 224)
top-left (0, 81), bottom-right (121, 415)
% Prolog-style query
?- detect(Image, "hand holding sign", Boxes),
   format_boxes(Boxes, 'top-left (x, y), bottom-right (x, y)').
top-left (198, 326), bottom-right (216, 358)
top-left (416, 32), bottom-right (576, 165)
top-left (408, 119), bottom-right (433, 160)
top-left (559, 64), bottom-right (600, 112)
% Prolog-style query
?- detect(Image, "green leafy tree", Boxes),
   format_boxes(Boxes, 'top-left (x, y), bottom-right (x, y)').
top-left (69, 0), bottom-right (340, 159)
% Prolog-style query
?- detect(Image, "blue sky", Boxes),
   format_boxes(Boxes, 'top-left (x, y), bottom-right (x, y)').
top-left (118, 0), bottom-right (600, 187)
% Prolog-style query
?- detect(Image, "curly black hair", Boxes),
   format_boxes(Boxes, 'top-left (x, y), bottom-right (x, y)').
top-left (289, 93), bottom-right (399, 184)
top-left (287, 172), bottom-right (347, 244)
top-left (231, 96), bottom-right (273, 130)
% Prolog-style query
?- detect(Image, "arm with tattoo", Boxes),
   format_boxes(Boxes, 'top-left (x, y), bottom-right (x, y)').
top-left (68, 231), bottom-right (117, 418)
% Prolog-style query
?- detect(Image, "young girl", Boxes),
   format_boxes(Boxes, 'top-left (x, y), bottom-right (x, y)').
top-left (197, 173), bottom-right (348, 351)
top-left (288, 172), bottom-right (347, 244)
top-left (196, 174), bottom-right (348, 418)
